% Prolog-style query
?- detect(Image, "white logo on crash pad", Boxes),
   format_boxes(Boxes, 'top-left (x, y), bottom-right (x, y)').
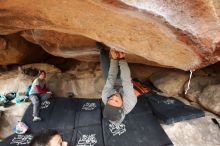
top-left (109, 122), bottom-right (126, 136)
top-left (82, 103), bottom-right (96, 111)
top-left (40, 100), bottom-right (50, 109)
top-left (77, 134), bottom-right (97, 146)
top-left (10, 134), bottom-right (33, 145)
top-left (163, 99), bottom-right (175, 105)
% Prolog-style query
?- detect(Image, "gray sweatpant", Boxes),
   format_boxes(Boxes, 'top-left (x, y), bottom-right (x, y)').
top-left (29, 93), bottom-right (51, 117)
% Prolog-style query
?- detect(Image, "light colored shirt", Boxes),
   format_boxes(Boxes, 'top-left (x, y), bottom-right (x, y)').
top-left (29, 78), bottom-right (46, 95)
top-left (102, 59), bottom-right (137, 124)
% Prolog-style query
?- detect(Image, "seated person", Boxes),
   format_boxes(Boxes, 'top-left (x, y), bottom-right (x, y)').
top-left (30, 129), bottom-right (68, 146)
top-left (29, 70), bottom-right (52, 122)
top-left (102, 48), bottom-right (137, 124)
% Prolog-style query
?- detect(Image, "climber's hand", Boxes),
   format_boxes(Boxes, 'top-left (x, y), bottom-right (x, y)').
top-left (110, 48), bottom-right (118, 59)
top-left (118, 51), bottom-right (125, 59)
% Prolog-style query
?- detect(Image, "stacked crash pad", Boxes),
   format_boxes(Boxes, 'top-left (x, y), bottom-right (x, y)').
top-left (143, 92), bottom-right (205, 124)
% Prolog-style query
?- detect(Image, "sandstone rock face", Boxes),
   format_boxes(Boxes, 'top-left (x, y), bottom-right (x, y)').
top-left (0, 34), bottom-right (49, 65)
top-left (47, 62), bottom-right (104, 98)
top-left (199, 84), bottom-right (220, 116)
top-left (0, 0), bottom-right (219, 70)
top-left (184, 76), bottom-right (220, 102)
top-left (0, 63), bottom-right (61, 95)
top-left (20, 30), bottom-right (180, 67)
top-left (21, 30), bottom-right (99, 62)
top-left (129, 63), bottom-right (165, 81)
top-left (162, 112), bottom-right (220, 146)
top-left (20, 63), bottom-right (61, 74)
top-left (0, 37), bottom-right (6, 49)
top-left (213, 0), bottom-right (220, 19)
top-left (0, 26), bottom-right (25, 35)
top-left (0, 63), bottom-right (104, 98)
top-left (150, 70), bottom-right (189, 96)
top-left (21, 30), bottom-right (160, 67)
top-left (121, 0), bottom-right (220, 39)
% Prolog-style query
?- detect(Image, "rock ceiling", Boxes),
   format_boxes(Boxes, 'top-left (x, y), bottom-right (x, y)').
top-left (0, 0), bottom-right (219, 70)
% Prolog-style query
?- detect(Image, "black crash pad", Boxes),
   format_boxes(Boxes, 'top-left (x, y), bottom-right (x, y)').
top-left (129, 95), bottom-right (152, 115)
top-left (0, 133), bottom-right (33, 146)
top-left (102, 113), bottom-right (173, 146)
top-left (47, 98), bottom-right (77, 130)
top-left (21, 98), bottom-right (55, 133)
top-left (71, 125), bottom-right (104, 146)
top-left (75, 99), bottom-right (102, 128)
top-left (1, 97), bottom-right (173, 146)
top-left (47, 98), bottom-right (77, 143)
top-left (144, 92), bottom-right (205, 124)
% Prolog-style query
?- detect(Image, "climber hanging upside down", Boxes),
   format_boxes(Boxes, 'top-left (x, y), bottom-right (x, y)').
top-left (97, 43), bottom-right (137, 124)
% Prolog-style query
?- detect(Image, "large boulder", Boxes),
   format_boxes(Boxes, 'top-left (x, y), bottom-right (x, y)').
top-left (0, 0), bottom-right (220, 70)
top-left (199, 84), bottom-right (220, 116)
top-left (162, 112), bottom-right (220, 146)
top-left (20, 30), bottom-right (187, 67)
top-left (184, 76), bottom-right (220, 102)
top-left (150, 70), bottom-right (189, 96)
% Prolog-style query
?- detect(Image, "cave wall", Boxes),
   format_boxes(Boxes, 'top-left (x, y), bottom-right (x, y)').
top-left (0, 34), bottom-right (49, 65)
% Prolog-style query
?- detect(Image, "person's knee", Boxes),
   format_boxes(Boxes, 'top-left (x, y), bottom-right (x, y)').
top-left (31, 96), bottom-right (40, 106)
top-left (44, 93), bottom-right (52, 100)
top-left (34, 100), bottom-right (40, 107)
